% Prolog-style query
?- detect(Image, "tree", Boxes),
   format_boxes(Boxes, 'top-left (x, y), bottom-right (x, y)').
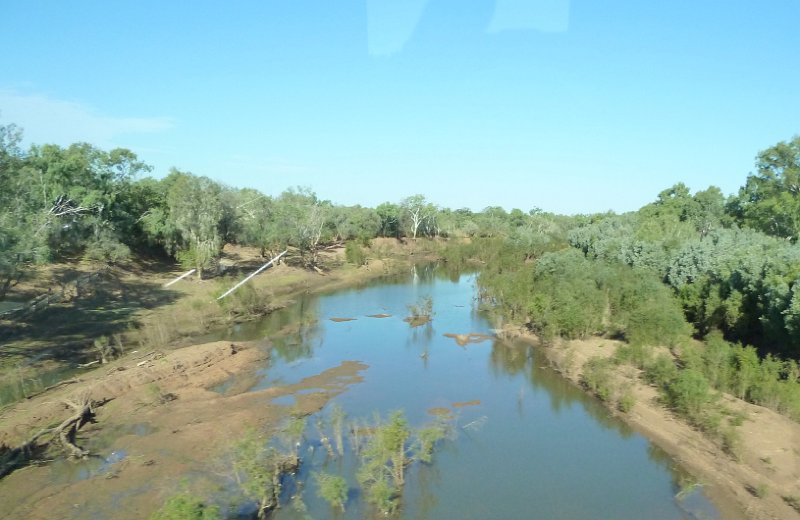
top-left (376, 202), bottom-right (401, 238)
top-left (314, 472), bottom-right (348, 512)
top-left (165, 170), bottom-right (224, 279)
top-left (400, 195), bottom-right (435, 239)
top-left (731, 136), bottom-right (800, 240)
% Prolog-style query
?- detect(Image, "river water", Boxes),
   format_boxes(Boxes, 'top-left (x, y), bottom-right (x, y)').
top-left (208, 264), bottom-right (720, 519)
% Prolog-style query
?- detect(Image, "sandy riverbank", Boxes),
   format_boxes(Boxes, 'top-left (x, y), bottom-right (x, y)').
top-left (0, 339), bottom-right (368, 518)
top-left (501, 329), bottom-right (800, 520)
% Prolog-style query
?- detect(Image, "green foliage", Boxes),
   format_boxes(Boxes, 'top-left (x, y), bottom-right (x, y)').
top-left (150, 494), bottom-right (221, 520)
top-left (614, 343), bottom-right (653, 369)
top-left (643, 355), bottom-right (679, 388)
top-left (581, 356), bottom-right (616, 402)
top-left (784, 495), bottom-right (800, 513)
top-left (355, 411), bottom-right (411, 515)
top-left (232, 429), bottom-right (279, 514)
top-left (414, 418), bottom-right (449, 464)
top-left (664, 369), bottom-right (714, 420)
top-left (314, 472), bottom-right (348, 512)
top-left (344, 240), bottom-right (367, 266)
top-left (618, 386), bottom-right (637, 414)
top-left (731, 136), bottom-right (800, 240)
top-left (406, 296), bottom-right (433, 320)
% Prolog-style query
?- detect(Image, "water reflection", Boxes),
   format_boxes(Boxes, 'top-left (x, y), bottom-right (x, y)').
top-left (204, 265), bottom-right (720, 519)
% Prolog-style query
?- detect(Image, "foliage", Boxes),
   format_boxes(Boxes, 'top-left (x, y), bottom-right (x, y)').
top-left (232, 429), bottom-right (281, 518)
top-left (150, 494), bottom-right (221, 520)
top-left (314, 472), bottom-right (348, 512)
top-left (356, 411), bottom-right (411, 515)
top-left (581, 356), bottom-right (616, 403)
top-left (349, 410), bottom-right (452, 515)
top-left (406, 296), bottom-right (433, 320)
top-left (414, 417), bottom-right (449, 464)
top-left (344, 240), bottom-right (367, 266)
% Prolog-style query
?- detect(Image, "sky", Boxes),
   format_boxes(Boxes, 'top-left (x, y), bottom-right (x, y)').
top-left (1, 1), bottom-right (798, 215)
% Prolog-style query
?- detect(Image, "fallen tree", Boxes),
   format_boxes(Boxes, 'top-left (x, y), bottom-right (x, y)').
top-left (0, 391), bottom-right (98, 479)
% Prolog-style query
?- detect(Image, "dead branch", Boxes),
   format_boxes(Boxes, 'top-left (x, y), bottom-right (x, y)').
top-left (1, 392), bottom-right (97, 479)
top-left (25, 379), bottom-right (82, 400)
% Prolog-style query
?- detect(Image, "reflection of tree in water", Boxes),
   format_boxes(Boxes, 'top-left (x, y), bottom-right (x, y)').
top-left (258, 295), bottom-right (322, 363)
top-left (647, 443), bottom-right (698, 499)
top-left (489, 339), bottom-right (634, 438)
top-left (413, 461), bottom-right (441, 517)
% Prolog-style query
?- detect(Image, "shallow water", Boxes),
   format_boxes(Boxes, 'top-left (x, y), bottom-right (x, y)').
top-left (209, 265), bottom-right (721, 519)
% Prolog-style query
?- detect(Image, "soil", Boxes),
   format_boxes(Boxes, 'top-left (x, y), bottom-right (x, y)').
top-left (0, 340), bottom-right (368, 518)
top-left (0, 239), bottom-right (430, 518)
top-left (508, 331), bottom-right (800, 520)
top-left (0, 241), bottom-right (418, 398)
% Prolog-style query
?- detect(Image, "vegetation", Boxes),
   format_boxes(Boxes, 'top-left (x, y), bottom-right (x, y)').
top-left (405, 296), bottom-right (433, 326)
top-left (474, 135), bottom-right (800, 430)
top-left (314, 471), bottom-right (348, 512)
top-left (352, 411), bottom-right (451, 516)
top-left (4, 119), bottom-right (800, 514)
top-left (150, 494), bottom-right (221, 520)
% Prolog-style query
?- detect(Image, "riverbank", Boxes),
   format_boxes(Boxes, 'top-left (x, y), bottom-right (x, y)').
top-left (0, 239), bottom-right (436, 517)
top-left (0, 339), bottom-right (369, 518)
top-left (500, 328), bottom-right (800, 520)
top-left (0, 239), bottom-right (429, 404)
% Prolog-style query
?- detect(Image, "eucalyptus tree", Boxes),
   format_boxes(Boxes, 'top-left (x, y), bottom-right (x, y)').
top-left (376, 202), bottom-right (401, 238)
top-left (164, 170), bottom-right (225, 278)
top-left (729, 136), bottom-right (800, 240)
top-left (400, 194), bottom-right (436, 239)
top-left (0, 123), bottom-right (47, 299)
top-left (0, 123), bottom-right (152, 297)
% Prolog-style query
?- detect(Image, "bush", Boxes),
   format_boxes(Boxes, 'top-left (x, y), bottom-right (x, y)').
top-left (150, 494), bottom-right (220, 520)
top-left (618, 386), bottom-right (636, 413)
top-left (614, 343), bottom-right (652, 369)
top-left (644, 355), bottom-right (678, 388)
top-left (315, 472), bottom-right (348, 512)
top-left (664, 369), bottom-right (714, 421)
top-left (581, 356), bottom-right (616, 402)
top-left (345, 240), bottom-right (367, 266)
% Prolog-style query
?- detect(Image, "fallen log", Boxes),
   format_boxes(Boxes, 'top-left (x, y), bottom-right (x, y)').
top-left (25, 379), bottom-right (82, 400)
top-left (1, 392), bottom-right (96, 479)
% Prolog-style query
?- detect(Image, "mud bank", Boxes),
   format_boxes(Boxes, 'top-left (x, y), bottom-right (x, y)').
top-left (501, 329), bottom-right (800, 520)
top-left (0, 340), bottom-right (367, 518)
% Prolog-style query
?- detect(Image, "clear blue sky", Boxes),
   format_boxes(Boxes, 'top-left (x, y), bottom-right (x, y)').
top-left (1, 1), bottom-right (798, 214)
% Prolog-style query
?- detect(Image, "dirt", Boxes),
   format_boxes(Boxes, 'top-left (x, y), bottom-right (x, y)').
top-left (0, 340), bottom-right (368, 518)
top-left (0, 240), bottom-right (424, 518)
top-left (511, 331), bottom-right (800, 520)
top-left (0, 242), bottom-right (413, 400)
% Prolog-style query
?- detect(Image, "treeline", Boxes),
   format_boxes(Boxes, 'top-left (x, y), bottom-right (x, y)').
top-left (477, 135), bottom-right (800, 422)
top-left (0, 121), bottom-right (567, 298)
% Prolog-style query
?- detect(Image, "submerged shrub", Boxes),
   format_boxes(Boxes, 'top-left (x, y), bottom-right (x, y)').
top-left (314, 472), bottom-right (348, 512)
top-left (150, 494), bottom-right (221, 520)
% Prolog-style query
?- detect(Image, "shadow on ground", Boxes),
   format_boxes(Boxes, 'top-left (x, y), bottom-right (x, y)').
top-left (0, 267), bottom-right (180, 366)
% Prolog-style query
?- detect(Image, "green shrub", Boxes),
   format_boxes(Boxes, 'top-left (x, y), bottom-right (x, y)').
top-left (150, 494), bottom-right (220, 520)
top-left (314, 472), bottom-right (348, 512)
top-left (664, 369), bottom-right (716, 426)
top-left (644, 355), bottom-right (678, 388)
top-left (618, 387), bottom-right (636, 413)
top-left (581, 357), bottom-right (616, 402)
top-left (614, 343), bottom-right (652, 369)
top-left (345, 240), bottom-right (367, 266)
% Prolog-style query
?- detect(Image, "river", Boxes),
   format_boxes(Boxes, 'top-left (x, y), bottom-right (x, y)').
top-left (207, 264), bottom-right (721, 519)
